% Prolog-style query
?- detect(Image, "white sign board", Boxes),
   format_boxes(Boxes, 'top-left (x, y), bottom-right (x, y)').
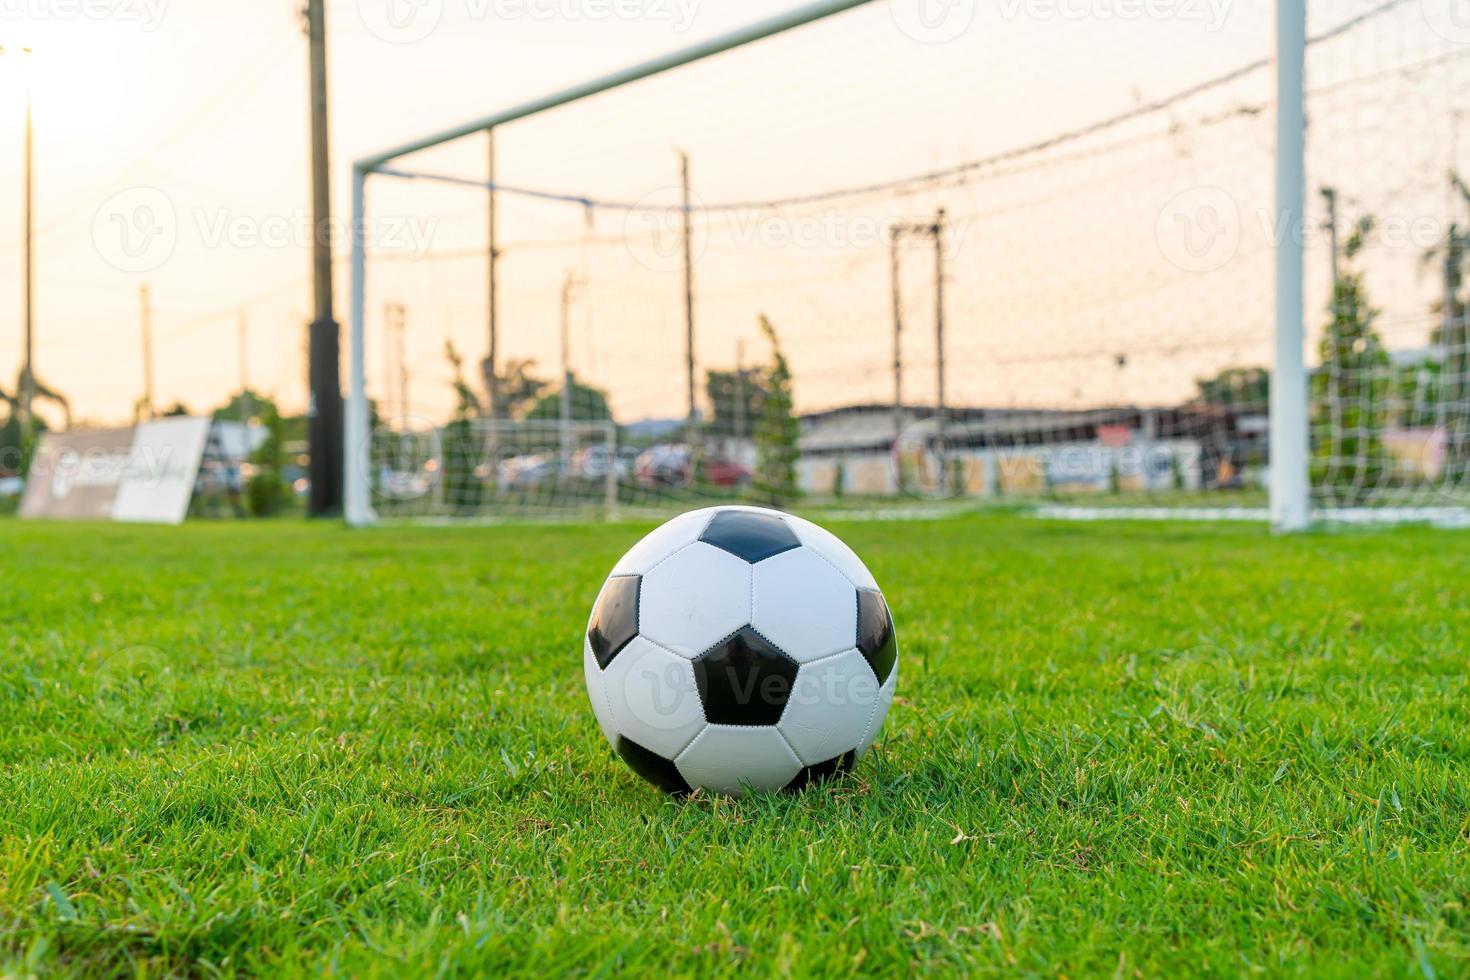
top-left (20, 417), bottom-right (211, 525)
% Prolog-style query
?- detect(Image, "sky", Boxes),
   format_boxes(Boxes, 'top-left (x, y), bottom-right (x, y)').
top-left (0, 0), bottom-right (1465, 428)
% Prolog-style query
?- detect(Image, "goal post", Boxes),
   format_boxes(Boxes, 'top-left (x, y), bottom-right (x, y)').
top-left (1272, 0), bottom-right (1310, 533)
top-left (344, 0), bottom-right (1470, 528)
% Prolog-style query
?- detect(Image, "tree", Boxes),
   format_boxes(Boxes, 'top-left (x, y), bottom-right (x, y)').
top-left (1311, 214), bottom-right (1391, 502)
top-left (215, 389), bottom-right (273, 423)
top-left (1395, 360), bottom-right (1442, 430)
top-left (1424, 172), bottom-right (1470, 477)
top-left (245, 401), bottom-right (293, 517)
top-left (526, 373), bottom-right (613, 423)
top-left (443, 341), bottom-right (484, 511)
top-left (0, 372), bottom-right (69, 477)
top-left (483, 358), bottom-right (549, 421)
top-left (705, 367), bottom-right (768, 438)
top-left (751, 316), bottom-right (799, 506)
top-left (1195, 366), bottom-right (1269, 409)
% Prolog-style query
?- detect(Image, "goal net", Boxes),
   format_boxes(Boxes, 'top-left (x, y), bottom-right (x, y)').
top-left (349, 0), bottom-right (1470, 526)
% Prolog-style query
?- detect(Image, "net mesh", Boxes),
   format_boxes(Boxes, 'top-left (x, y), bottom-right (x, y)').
top-left (358, 0), bottom-right (1470, 521)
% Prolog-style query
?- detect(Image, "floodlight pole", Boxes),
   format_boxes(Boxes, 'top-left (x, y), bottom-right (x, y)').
top-left (139, 284), bottom-right (155, 419)
top-left (1271, 0), bottom-right (1311, 532)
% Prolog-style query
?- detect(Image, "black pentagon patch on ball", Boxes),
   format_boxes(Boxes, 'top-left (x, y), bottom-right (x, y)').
top-left (784, 750), bottom-right (856, 792)
top-left (699, 510), bottom-right (800, 564)
top-left (856, 590), bottom-right (897, 684)
top-left (615, 736), bottom-right (691, 795)
top-left (693, 627), bottom-right (799, 726)
top-left (588, 575), bottom-right (639, 669)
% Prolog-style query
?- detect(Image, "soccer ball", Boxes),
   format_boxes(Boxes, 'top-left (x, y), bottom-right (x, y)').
top-left (583, 505), bottom-right (898, 796)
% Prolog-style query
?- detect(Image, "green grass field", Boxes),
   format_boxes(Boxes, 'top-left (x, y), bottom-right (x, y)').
top-left (1, 515), bottom-right (1466, 977)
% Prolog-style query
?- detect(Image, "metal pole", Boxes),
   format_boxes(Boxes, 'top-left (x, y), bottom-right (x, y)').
top-left (140, 284), bottom-right (154, 419)
top-left (1272, 0), bottom-right (1311, 532)
top-left (306, 0), bottom-right (343, 516)
top-left (345, 166), bottom-right (373, 527)
top-left (680, 151), bottom-right (698, 442)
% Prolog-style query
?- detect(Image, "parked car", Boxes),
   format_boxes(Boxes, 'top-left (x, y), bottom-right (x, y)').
top-left (635, 444), bottom-right (692, 487)
top-left (498, 453), bottom-right (554, 490)
top-left (703, 458), bottom-right (752, 488)
top-left (570, 445), bottom-right (630, 481)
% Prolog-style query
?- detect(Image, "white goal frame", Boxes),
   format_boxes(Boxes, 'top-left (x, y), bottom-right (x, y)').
top-left (344, 0), bottom-right (1311, 531)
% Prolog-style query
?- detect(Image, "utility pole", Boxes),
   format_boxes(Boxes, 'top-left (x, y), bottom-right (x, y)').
top-left (305, 0), bottom-right (343, 515)
top-left (139, 284), bottom-right (155, 420)
top-left (890, 213), bottom-right (946, 430)
top-left (889, 228), bottom-right (904, 443)
top-left (734, 339), bottom-right (747, 443)
top-left (485, 127), bottom-right (500, 420)
top-left (934, 208), bottom-right (947, 425)
top-left (238, 307), bottom-right (253, 424)
top-left (679, 150), bottom-right (698, 443)
top-left (384, 302), bottom-right (408, 421)
top-left (1321, 186), bottom-right (1340, 286)
top-left (559, 270), bottom-right (582, 468)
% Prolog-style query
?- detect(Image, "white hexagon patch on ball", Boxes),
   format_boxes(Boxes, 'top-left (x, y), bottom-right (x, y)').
top-left (584, 506), bottom-right (897, 797)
